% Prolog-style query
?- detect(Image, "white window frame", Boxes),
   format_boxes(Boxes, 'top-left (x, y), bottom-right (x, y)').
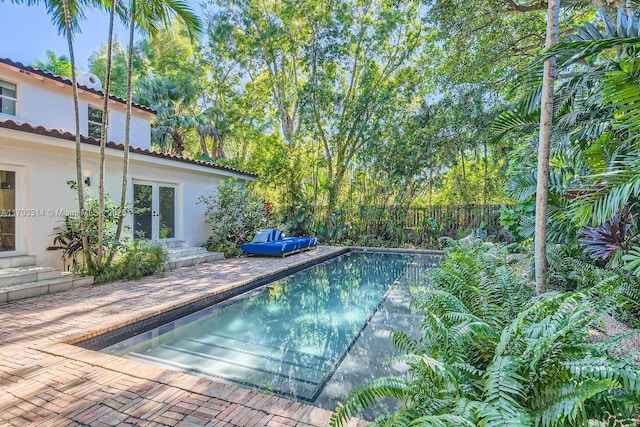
top-left (88, 105), bottom-right (107, 139)
top-left (0, 79), bottom-right (18, 118)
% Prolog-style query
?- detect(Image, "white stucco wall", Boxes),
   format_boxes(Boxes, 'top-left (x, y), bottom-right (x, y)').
top-left (0, 129), bottom-right (252, 269)
top-left (108, 112), bottom-right (151, 150)
top-left (0, 66), bottom-right (152, 149)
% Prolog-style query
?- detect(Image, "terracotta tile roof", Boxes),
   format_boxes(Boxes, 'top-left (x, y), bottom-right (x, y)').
top-left (0, 57), bottom-right (155, 114)
top-left (0, 119), bottom-right (258, 178)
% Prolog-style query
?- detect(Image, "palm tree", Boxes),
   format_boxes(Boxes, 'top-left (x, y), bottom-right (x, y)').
top-left (96, 0), bottom-right (117, 269)
top-left (31, 49), bottom-right (72, 77)
top-left (6, 0), bottom-right (96, 265)
top-left (135, 75), bottom-right (198, 155)
top-left (535, 0), bottom-right (560, 295)
top-left (492, 7), bottom-right (640, 276)
top-left (110, 0), bottom-right (201, 255)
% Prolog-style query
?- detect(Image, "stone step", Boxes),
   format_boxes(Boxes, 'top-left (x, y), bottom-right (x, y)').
top-left (0, 274), bottom-right (94, 303)
top-left (0, 255), bottom-right (37, 269)
top-left (164, 252), bottom-right (223, 271)
top-left (0, 266), bottom-right (61, 287)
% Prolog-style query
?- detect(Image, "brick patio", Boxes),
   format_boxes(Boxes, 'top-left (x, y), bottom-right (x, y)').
top-left (0, 246), bottom-right (369, 426)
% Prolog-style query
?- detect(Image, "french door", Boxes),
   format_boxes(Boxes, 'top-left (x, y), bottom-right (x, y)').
top-left (133, 181), bottom-right (177, 241)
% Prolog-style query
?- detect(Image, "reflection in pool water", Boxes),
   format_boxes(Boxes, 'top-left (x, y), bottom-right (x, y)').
top-left (102, 252), bottom-right (428, 407)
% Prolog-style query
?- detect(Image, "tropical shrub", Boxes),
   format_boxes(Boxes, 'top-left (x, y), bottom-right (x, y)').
top-left (331, 237), bottom-right (640, 426)
top-left (199, 179), bottom-right (272, 249)
top-left (48, 189), bottom-right (165, 282)
top-left (93, 241), bottom-right (165, 283)
top-left (48, 192), bottom-right (131, 273)
top-left (579, 211), bottom-right (640, 276)
top-left (278, 200), bottom-right (316, 238)
top-left (207, 241), bottom-right (243, 258)
top-left (495, 8), bottom-right (640, 276)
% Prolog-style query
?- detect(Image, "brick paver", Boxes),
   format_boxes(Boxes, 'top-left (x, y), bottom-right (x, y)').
top-left (0, 247), bottom-right (369, 426)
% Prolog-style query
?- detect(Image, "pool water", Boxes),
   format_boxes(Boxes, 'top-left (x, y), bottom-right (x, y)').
top-left (102, 251), bottom-right (436, 408)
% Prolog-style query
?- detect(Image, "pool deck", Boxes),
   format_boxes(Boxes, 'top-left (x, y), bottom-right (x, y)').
top-left (0, 246), bottom-right (369, 427)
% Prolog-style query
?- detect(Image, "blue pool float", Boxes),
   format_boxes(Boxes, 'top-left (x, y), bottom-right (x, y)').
top-left (241, 229), bottom-right (318, 257)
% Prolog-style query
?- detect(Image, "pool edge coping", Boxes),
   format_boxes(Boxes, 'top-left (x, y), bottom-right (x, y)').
top-left (50, 246), bottom-right (442, 425)
top-left (66, 246), bottom-right (443, 348)
top-left (65, 246), bottom-right (351, 348)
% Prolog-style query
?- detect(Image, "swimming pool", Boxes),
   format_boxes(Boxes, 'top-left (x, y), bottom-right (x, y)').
top-left (100, 251), bottom-right (439, 410)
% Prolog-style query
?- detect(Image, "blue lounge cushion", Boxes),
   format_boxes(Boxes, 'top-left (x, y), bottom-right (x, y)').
top-left (252, 230), bottom-right (272, 243)
top-left (241, 230), bottom-right (317, 256)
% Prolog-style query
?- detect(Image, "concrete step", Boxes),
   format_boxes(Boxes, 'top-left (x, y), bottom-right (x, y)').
top-left (165, 246), bottom-right (209, 261)
top-left (0, 266), bottom-right (61, 287)
top-left (164, 252), bottom-right (223, 271)
top-left (0, 255), bottom-right (37, 268)
top-left (63, 272), bottom-right (94, 288)
top-left (160, 240), bottom-right (187, 249)
top-left (0, 274), bottom-right (94, 303)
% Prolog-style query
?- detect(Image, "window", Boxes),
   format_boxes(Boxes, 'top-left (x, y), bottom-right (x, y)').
top-left (88, 106), bottom-right (106, 139)
top-left (0, 80), bottom-right (17, 116)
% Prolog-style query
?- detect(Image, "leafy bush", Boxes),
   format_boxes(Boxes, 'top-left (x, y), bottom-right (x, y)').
top-left (331, 237), bottom-right (640, 427)
top-left (48, 190), bottom-right (165, 282)
top-left (278, 200), bottom-right (316, 237)
top-left (94, 241), bottom-right (165, 283)
top-left (207, 241), bottom-right (243, 258)
top-left (199, 179), bottom-right (272, 248)
top-left (48, 193), bottom-right (131, 273)
top-left (579, 211), bottom-right (640, 277)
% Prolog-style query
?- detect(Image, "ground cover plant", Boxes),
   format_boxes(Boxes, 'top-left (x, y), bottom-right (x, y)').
top-left (331, 236), bottom-right (640, 426)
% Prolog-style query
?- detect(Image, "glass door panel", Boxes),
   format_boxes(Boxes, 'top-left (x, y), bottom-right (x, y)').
top-left (133, 183), bottom-right (153, 240)
top-left (158, 186), bottom-right (175, 239)
top-left (0, 170), bottom-right (16, 251)
top-left (133, 182), bottom-right (177, 241)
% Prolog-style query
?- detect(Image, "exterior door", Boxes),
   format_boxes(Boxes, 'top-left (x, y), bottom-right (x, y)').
top-left (133, 181), bottom-right (177, 241)
top-left (0, 167), bottom-right (23, 257)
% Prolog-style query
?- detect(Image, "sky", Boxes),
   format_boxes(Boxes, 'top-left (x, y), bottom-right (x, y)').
top-left (0, 2), bottom-right (206, 73)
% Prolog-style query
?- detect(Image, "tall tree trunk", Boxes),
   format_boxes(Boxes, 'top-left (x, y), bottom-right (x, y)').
top-left (111, 11), bottom-right (135, 263)
top-left (173, 132), bottom-right (185, 155)
top-left (428, 170), bottom-right (433, 206)
top-left (483, 142), bottom-right (488, 206)
top-left (535, 0), bottom-right (560, 295)
top-left (325, 166), bottom-right (346, 229)
top-left (63, 0), bottom-right (89, 267)
top-left (198, 131), bottom-right (210, 158)
top-left (97, 0), bottom-right (116, 269)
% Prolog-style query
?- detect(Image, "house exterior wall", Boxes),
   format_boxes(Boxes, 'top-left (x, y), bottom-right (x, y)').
top-left (0, 66), bottom-right (152, 149)
top-left (0, 129), bottom-right (248, 269)
top-left (108, 112), bottom-right (151, 150)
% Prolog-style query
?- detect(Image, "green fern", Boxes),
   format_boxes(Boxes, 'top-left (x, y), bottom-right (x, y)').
top-left (532, 378), bottom-right (619, 427)
top-left (406, 414), bottom-right (475, 427)
top-left (332, 241), bottom-right (640, 426)
top-left (564, 356), bottom-right (640, 392)
top-left (330, 377), bottom-right (412, 427)
top-left (480, 356), bottom-right (530, 426)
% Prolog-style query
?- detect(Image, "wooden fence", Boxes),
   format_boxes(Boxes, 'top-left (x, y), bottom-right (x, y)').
top-left (287, 204), bottom-right (511, 247)
top-left (352, 204), bottom-right (509, 245)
